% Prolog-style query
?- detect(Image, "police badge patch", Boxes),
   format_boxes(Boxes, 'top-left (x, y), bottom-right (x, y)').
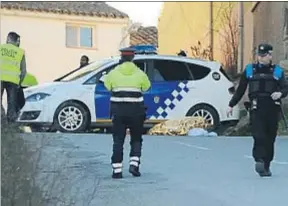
top-left (212, 72), bottom-right (221, 81)
top-left (154, 96), bottom-right (160, 104)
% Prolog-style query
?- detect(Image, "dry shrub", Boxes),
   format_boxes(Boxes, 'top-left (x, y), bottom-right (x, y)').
top-left (1, 120), bottom-right (99, 206)
top-left (1, 122), bottom-right (44, 206)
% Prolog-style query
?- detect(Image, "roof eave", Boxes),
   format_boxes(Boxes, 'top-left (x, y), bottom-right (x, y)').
top-left (251, 2), bottom-right (260, 13)
top-left (0, 5), bottom-right (129, 19)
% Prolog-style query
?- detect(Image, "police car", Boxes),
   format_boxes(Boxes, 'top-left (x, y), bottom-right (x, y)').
top-left (18, 46), bottom-right (240, 133)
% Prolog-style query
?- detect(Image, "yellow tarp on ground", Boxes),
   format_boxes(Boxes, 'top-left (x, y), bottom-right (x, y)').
top-left (148, 117), bottom-right (211, 136)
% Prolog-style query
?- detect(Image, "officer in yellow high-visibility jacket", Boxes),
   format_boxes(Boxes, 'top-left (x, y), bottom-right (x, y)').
top-left (0, 32), bottom-right (27, 122)
top-left (104, 47), bottom-right (151, 179)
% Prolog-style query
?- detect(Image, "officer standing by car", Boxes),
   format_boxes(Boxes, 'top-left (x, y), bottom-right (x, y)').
top-left (0, 32), bottom-right (27, 123)
top-left (104, 47), bottom-right (151, 179)
top-left (227, 43), bottom-right (288, 177)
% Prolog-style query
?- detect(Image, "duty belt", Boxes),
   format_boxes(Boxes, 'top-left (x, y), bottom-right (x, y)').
top-left (249, 98), bottom-right (281, 111)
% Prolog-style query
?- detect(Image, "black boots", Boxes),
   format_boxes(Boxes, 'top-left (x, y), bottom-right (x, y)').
top-left (129, 165), bottom-right (141, 177)
top-left (112, 157), bottom-right (141, 179)
top-left (112, 163), bottom-right (123, 179)
top-left (112, 172), bottom-right (123, 179)
top-left (255, 160), bottom-right (272, 177)
top-left (129, 156), bottom-right (141, 177)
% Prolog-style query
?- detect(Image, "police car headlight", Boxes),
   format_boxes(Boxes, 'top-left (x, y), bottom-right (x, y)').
top-left (26, 93), bottom-right (51, 102)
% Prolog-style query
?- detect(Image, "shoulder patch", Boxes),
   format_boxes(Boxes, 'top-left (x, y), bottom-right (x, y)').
top-left (273, 65), bottom-right (283, 80)
top-left (245, 64), bottom-right (254, 79)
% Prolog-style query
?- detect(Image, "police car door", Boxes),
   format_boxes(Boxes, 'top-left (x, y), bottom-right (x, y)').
top-left (94, 63), bottom-right (118, 120)
top-left (133, 59), bottom-right (151, 115)
top-left (147, 59), bottom-right (194, 120)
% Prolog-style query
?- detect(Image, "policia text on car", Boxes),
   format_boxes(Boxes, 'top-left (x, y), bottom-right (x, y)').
top-left (0, 32), bottom-right (27, 123)
top-left (103, 47), bottom-right (151, 179)
top-left (227, 43), bottom-right (288, 177)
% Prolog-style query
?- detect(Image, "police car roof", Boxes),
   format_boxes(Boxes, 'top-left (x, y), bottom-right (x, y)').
top-left (103, 54), bottom-right (221, 70)
top-left (133, 54), bottom-right (221, 70)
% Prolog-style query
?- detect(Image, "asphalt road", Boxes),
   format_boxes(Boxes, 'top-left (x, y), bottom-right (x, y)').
top-left (23, 133), bottom-right (288, 206)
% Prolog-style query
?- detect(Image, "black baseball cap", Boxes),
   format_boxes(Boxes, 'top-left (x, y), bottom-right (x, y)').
top-left (257, 43), bottom-right (273, 56)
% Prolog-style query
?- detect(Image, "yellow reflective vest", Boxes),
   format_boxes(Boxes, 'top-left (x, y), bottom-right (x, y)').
top-left (0, 43), bottom-right (25, 85)
top-left (104, 61), bottom-right (151, 116)
top-left (104, 62), bottom-right (151, 94)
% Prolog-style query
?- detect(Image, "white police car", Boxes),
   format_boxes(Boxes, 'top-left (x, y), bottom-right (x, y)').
top-left (18, 53), bottom-right (240, 133)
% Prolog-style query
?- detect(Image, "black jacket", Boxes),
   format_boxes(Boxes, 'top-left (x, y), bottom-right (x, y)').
top-left (229, 63), bottom-right (288, 108)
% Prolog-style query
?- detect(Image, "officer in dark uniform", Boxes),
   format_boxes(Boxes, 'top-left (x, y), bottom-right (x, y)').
top-left (227, 43), bottom-right (288, 177)
top-left (104, 47), bottom-right (151, 179)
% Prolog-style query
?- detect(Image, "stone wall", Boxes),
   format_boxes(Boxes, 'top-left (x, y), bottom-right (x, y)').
top-left (252, 2), bottom-right (286, 64)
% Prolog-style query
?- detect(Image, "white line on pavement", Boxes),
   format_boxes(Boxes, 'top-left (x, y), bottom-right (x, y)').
top-left (244, 155), bottom-right (288, 165)
top-left (218, 136), bottom-right (252, 139)
top-left (218, 136), bottom-right (288, 139)
top-left (244, 155), bottom-right (253, 159)
top-left (173, 141), bottom-right (210, 151)
top-left (273, 161), bottom-right (288, 165)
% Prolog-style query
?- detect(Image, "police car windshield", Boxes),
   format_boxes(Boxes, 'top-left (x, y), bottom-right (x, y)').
top-left (60, 58), bottom-right (114, 82)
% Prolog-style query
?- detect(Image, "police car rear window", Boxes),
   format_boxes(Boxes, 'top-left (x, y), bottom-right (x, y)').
top-left (187, 63), bottom-right (211, 80)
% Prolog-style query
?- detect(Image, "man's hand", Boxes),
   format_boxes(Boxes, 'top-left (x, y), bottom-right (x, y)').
top-left (271, 92), bottom-right (282, 100)
top-left (226, 106), bottom-right (233, 117)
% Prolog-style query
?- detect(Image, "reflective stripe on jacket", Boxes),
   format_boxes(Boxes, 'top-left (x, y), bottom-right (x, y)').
top-left (111, 87), bottom-right (144, 103)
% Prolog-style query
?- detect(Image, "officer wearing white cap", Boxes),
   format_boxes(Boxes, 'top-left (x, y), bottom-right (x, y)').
top-left (104, 47), bottom-right (151, 179)
top-left (227, 43), bottom-right (288, 177)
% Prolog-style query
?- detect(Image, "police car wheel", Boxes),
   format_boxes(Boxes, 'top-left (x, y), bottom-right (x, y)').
top-left (186, 104), bottom-right (220, 130)
top-left (54, 101), bottom-right (90, 133)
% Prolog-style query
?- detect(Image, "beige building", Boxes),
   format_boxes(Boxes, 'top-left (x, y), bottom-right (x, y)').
top-left (0, 2), bottom-right (130, 83)
top-left (157, 2), bottom-right (252, 73)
